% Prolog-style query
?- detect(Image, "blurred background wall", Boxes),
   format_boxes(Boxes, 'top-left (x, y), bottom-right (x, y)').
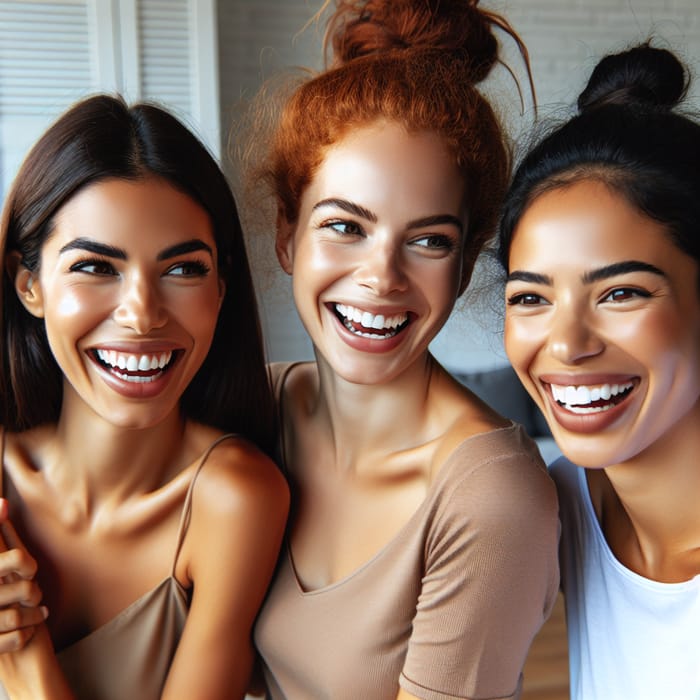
top-left (1, 0), bottom-right (698, 372)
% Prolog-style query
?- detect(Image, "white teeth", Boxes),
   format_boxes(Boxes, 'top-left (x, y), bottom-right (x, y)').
top-left (95, 349), bottom-right (173, 374)
top-left (551, 381), bottom-right (634, 411)
top-left (371, 314), bottom-right (385, 330)
top-left (113, 372), bottom-right (159, 384)
top-left (335, 303), bottom-right (408, 332)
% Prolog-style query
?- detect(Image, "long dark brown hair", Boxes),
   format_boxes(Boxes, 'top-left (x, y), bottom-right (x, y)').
top-left (1, 94), bottom-right (274, 453)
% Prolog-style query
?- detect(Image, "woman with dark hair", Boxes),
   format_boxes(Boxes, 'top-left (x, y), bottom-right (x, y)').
top-left (245, 2), bottom-right (559, 698)
top-left (500, 43), bottom-right (700, 698)
top-left (0, 94), bottom-right (288, 699)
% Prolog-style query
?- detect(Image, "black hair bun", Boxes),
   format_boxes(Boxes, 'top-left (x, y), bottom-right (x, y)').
top-left (577, 43), bottom-right (688, 113)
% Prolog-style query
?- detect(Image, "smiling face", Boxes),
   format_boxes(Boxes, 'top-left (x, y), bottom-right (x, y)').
top-left (504, 179), bottom-right (700, 468)
top-left (277, 121), bottom-right (468, 385)
top-left (17, 177), bottom-right (224, 430)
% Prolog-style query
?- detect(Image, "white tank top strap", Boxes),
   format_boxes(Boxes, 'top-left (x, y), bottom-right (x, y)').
top-left (171, 432), bottom-right (238, 575)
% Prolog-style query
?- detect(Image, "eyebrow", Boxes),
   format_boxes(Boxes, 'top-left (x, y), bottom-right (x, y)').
top-left (507, 260), bottom-right (666, 286)
top-left (58, 237), bottom-right (213, 260)
top-left (313, 198), bottom-right (377, 222)
top-left (581, 260), bottom-right (666, 284)
top-left (506, 270), bottom-right (553, 285)
top-left (312, 198), bottom-right (463, 232)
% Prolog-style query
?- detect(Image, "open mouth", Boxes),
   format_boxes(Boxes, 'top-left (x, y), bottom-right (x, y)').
top-left (91, 349), bottom-right (180, 384)
top-left (548, 380), bottom-right (635, 414)
top-left (331, 303), bottom-right (411, 340)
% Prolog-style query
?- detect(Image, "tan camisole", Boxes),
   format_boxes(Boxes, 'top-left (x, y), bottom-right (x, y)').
top-left (0, 432), bottom-right (236, 700)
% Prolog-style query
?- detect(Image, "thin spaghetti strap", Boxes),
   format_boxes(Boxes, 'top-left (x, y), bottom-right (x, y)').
top-left (171, 433), bottom-right (238, 576)
top-left (274, 361), bottom-right (301, 473)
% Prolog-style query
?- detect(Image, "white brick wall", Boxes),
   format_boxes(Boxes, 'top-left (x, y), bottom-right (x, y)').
top-left (220, 0), bottom-right (700, 370)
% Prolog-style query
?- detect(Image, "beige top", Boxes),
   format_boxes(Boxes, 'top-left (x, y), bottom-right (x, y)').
top-left (0, 433), bottom-right (235, 700)
top-left (254, 364), bottom-right (560, 700)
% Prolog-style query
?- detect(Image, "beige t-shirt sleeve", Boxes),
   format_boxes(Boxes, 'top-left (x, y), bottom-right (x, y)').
top-left (400, 447), bottom-right (559, 700)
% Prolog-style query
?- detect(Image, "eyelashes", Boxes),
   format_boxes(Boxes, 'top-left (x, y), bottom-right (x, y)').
top-left (68, 257), bottom-right (212, 278)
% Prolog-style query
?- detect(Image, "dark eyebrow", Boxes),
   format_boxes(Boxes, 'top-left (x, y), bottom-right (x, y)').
top-left (156, 239), bottom-right (213, 261)
top-left (58, 237), bottom-right (213, 261)
top-left (506, 270), bottom-right (553, 285)
top-left (407, 214), bottom-right (463, 234)
top-left (582, 260), bottom-right (666, 284)
top-left (59, 238), bottom-right (126, 259)
top-left (313, 198), bottom-right (377, 222)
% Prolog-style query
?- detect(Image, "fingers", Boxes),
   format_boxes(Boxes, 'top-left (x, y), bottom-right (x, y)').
top-left (0, 548), bottom-right (38, 582)
top-left (0, 506), bottom-right (28, 554)
top-left (0, 605), bottom-right (47, 635)
top-left (0, 625), bottom-right (41, 653)
top-left (0, 578), bottom-right (42, 608)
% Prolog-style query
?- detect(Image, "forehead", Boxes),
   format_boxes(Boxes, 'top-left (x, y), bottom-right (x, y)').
top-left (49, 177), bottom-right (214, 248)
top-left (510, 180), bottom-right (681, 271)
top-left (305, 122), bottom-right (466, 216)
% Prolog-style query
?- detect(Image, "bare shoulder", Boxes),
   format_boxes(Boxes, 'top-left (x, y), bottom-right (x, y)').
top-left (177, 428), bottom-right (289, 584)
top-left (190, 432), bottom-right (289, 516)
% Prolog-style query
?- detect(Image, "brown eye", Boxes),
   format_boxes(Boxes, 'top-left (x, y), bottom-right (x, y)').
top-left (507, 293), bottom-right (546, 306)
top-left (603, 287), bottom-right (650, 303)
top-left (69, 259), bottom-right (116, 275)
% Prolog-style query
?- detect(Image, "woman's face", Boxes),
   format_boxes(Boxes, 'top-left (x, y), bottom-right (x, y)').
top-left (277, 121), bottom-right (468, 385)
top-left (504, 179), bottom-right (700, 468)
top-left (19, 176), bottom-right (224, 429)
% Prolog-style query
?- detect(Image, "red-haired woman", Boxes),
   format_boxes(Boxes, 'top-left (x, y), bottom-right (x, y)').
top-left (246, 2), bottom-right (560, 698)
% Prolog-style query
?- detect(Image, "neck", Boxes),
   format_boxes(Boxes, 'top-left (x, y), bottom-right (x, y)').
top-left (594, 402), bottom-right (700, 581)
top-left (312, 351), bottom-right (441, 467)
top-left (48, 404), bottom-right (188, 514)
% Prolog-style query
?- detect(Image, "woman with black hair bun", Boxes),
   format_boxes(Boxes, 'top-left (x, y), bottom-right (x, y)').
top-left (500, 43), bottom-right (700, 699)
top-left (244, 1), bottom-right (560, 698)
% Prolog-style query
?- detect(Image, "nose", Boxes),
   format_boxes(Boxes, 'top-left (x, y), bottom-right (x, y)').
top-left (352, 238), bottom-right (408, 296)
top-left (546, 305), bottom-right (604, 365)
top-left (114, 273), bottom-right (167, 334)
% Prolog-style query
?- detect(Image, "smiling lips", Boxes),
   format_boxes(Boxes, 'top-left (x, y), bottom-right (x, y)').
top-left (333, 303), bottom-right (409, 339)
top-left (549, 380), bottom-right (635, 414)
top-left (93, 349), bottom-right (176, 383)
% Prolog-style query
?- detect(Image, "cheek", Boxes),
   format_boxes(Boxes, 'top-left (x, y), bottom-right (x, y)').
top-left (293, 240), bottom-right (349, 278)
top-left (168, 287), bottom-right (222, 337)
top-left (504, 314), bottom-right (539, 369)
top-left (46, 287), bottom-right (104, 336)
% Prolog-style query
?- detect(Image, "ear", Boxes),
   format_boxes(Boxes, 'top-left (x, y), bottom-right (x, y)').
top-left (11, 255), bottom-right (45, 319)
top-left (275, 207), bottom-right (296, 276)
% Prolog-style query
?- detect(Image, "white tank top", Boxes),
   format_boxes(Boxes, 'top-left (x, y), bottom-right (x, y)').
top-left (551, 457), bottom-right (700, 700)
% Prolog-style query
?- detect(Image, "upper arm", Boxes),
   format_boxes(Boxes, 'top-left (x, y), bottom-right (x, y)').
top-left (162, 440), bottom-right (289, 700)
top-left (400, 452), bottom-right (559, 700)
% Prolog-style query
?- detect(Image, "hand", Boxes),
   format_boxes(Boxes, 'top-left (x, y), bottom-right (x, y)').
top-left (0, 499), bottom-right (47, 653)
